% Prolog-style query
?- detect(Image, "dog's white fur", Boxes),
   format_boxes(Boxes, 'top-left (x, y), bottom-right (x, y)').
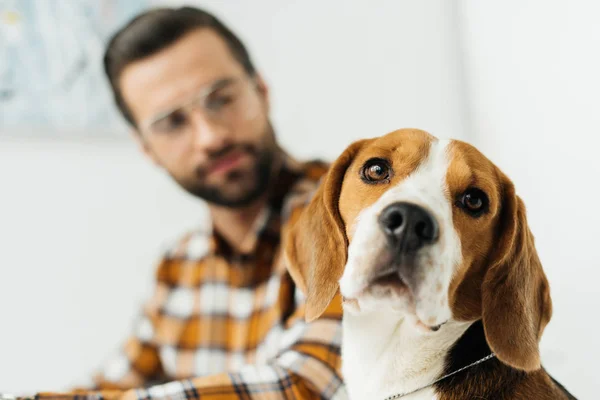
top-left (339, 140), bottom-right (469, 400)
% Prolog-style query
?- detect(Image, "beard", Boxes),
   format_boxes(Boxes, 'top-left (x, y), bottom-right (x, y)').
top-left (174, 127), bottom-right (278, 208)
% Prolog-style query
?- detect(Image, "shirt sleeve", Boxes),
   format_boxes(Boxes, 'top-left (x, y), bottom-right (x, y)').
top-left (34, 288), bottom-right (345, 400)
top-left (31, 261), bottom-right (171, 400)
top-left (91, 261), bottom-right (173, 390)
top-left (122, 293), bottom-right (345, 400)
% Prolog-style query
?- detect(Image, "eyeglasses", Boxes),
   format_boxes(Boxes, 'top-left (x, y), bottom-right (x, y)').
top-left (138, 76), bottom-right (261, 141)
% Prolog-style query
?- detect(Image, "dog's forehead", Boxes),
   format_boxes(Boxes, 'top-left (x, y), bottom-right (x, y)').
top-left (352, 129), bottom-right (434, 169)
top-left (339, 130), bottom-right (503, 228)
top-left (343, 130), bottom-right (501, 196)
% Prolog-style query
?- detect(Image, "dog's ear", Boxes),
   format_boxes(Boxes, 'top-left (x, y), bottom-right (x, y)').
top-left (482, 172), bottom-right (552, 372)
top-left (284, 140), bottom-right (369, 322)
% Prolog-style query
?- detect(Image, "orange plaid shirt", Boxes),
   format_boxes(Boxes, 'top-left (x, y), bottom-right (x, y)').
top-left (43, 158), bottom-right (346, 400)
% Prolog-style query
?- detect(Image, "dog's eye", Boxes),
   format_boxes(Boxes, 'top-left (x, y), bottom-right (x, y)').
top-left (458, 188), bottom-right (489, 216)
top-left (361, 159), bottom-right (391, 183)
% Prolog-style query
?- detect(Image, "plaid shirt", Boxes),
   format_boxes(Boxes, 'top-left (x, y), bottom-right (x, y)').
top-left (36, 157), bottom-right (346, 400)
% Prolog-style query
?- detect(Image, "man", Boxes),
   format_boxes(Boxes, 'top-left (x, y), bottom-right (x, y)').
top-left (38, 6), bottom-right (345, 400)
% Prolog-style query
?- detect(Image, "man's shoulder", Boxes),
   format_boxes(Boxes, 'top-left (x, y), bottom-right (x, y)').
top-left (285, 158), bottom-right (330, 194)
top-left (298, 159), bottom-right (330, 182)
top-left (160, 228), bottom-right (214, 261)
top-left (281, 158), bottom-right (330, 223)
top-left (151, 229), bottom-right (214, 285)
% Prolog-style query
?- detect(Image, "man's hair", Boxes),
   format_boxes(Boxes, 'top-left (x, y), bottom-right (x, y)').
top-left (103, 7), bottom-right (257, 127)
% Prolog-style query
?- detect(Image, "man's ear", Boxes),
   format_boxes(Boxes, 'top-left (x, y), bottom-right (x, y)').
top-left (252, 73), bottom-right (270, 112)
top-left (284, 140), bottom-right (369, 322)
top-left (482, 173), bottom-right (552, 371)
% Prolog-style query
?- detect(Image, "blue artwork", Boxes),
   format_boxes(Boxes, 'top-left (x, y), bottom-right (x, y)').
top-left (0, 0), bottom-right (153, 135)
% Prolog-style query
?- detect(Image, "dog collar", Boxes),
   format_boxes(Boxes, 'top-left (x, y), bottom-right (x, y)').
top-left (383, 353), bottom-right (496, 399)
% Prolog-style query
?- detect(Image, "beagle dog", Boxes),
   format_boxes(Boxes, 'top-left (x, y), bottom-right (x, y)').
top-left (284, 129), bottom-right (575, 399)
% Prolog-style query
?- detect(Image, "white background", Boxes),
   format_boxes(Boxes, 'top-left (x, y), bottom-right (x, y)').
top-left (0, 1), bottom-right (597, 398)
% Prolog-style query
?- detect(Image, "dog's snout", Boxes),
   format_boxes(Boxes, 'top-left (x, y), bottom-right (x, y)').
top-left (378, 202), bottom-right (439, 252)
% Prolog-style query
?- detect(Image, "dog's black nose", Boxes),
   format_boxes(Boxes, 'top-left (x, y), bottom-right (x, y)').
top-left (378, 202), bottom-right (439, 252)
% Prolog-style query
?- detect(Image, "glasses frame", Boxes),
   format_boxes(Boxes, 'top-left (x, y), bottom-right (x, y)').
top-left (137, 75), bottom-right (261, 141)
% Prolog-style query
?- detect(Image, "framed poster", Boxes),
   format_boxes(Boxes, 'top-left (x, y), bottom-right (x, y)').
top-left (0, 0), bottom-right (155, 137)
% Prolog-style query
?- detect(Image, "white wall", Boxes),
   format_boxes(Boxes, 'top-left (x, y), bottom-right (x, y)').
top-left (458, 1), bottom-right (600, 398)
top-left (0, 139), bottom-right (206, 392)
top-left (0, 0), bottom-right (467, 394)
top-left (184, 0), bottom-right (469, 158)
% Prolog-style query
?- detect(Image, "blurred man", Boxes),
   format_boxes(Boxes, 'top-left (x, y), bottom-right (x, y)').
top-left (40, 6), bottom-right (344, 400)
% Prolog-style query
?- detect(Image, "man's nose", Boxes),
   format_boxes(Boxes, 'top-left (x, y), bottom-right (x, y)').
top-left (378, 202), bottom-right (439, 253)
top-left (189, 111), bottom-right (231, 150)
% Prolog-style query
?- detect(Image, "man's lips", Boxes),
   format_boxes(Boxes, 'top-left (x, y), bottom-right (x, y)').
top-left (207, 150), bottom-right (250, 176)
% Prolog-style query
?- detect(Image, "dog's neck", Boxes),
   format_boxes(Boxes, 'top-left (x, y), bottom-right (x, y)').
top-left (341, 308), bottom-right (471, 400)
